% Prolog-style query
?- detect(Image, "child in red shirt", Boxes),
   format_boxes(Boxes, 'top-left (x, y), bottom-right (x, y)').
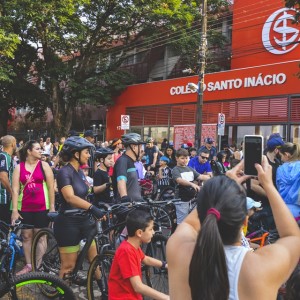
top-left (108, 209), bottom-right (169, 300)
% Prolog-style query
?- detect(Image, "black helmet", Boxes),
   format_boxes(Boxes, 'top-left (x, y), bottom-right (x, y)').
top-left (61, 136), bottom-right (94, 154)
top-left (121, 133), bottom-right (145, 146)
top-left (95, 148), bottom-right (114, 159)
top-left (145, 137), bottom-right (154, 143)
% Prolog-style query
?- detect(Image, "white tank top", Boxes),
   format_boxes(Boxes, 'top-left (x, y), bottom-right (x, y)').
top-left (224, 245), bottom-right (249, 300)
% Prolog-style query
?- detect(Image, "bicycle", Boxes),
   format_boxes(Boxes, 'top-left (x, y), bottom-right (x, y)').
top-left (0, 220), bottom-right (75, 299)
top-left (31, 210), bottom-right (114, 299)
top-left (246, 211), bottom-right (279, 247)
top-left (143, 233), bottom-right (168, 295)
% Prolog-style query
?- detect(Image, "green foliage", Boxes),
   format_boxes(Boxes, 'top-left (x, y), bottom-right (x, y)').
top-left (285, 0), bottom-right (300, 22)
top-left (0, 0), bottom-right (230, 135)
top-left (0, 29), bottom-right (20, 82)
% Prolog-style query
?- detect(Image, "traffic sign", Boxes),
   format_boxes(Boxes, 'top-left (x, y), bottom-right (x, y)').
top-left (121, 115), bottom-right (130, 130)
top-left (218, 113), bottom-right (225, 136)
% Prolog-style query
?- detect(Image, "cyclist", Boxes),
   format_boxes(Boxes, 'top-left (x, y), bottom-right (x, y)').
top-left (93, 148), bottom-right (115, 207)
top-left (0, 135), bottom-right (16, 224)
top-left (167, 158), bottom-right (300, 300)
top-left (112, 133), bottom-right (146, 203)
top-left (144, 137), bottom-right (159, 171)
top-left (11, 140), bottom-right (55, 275)
top-left (53, 136), bottom-right (104, 278)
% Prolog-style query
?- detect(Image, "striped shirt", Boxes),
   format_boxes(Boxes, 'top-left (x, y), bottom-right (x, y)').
top-left (0, 152), bottom-right (14, 204)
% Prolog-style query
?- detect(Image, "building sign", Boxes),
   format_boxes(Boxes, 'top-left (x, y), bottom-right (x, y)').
top-left (173, 124), bottom-right (217, 149)
top-left (170, 72), bottom-right (287, 95)
top-left (231, 0), bottom-right (300, 69)
top-left (262, 8), bottom-right (300, 55)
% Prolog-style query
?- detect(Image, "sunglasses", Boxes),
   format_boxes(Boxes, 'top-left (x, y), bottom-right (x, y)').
top-left (201, 156), bottom-right (209, 160)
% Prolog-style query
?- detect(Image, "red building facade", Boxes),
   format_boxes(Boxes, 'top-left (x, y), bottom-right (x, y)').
top-left (107, 0), bottom-right (300, 146)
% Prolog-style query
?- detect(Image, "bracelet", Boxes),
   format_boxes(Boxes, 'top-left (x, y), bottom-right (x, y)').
top-left (161, 261), bottom-right (167, 269)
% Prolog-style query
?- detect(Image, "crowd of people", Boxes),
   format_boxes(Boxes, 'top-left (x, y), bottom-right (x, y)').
top-left (0, 129), bottom-right (300, 299)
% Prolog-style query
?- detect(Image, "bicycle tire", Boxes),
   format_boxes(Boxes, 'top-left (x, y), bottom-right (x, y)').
top-left (158, 186), bottom-right (175, 201)
top-left (150, 206), bottom-right (172, 238)
top-left (0, 271), bottom-right (75, 299)
top-left (86, 250), bottom-right (115, 300)
top-left (144, 234), bottom-right (168, 294)
top-left (31, 228), bottom-right (60, 276)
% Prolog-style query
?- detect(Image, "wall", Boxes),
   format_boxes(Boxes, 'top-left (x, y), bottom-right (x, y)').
top-left (107, 60), bottom-right (300, 139)
top-left (231, 0), bottom-right (300, 68)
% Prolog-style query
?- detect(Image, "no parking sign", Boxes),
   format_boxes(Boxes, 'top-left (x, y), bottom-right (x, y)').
top-left (121, 115), bottom-right (130, 130)
top-left (218, 113), bottom-right (225, 136)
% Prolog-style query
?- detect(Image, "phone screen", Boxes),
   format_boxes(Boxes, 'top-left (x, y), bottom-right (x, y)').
top-left (244, 135), bottom-right (263, 176)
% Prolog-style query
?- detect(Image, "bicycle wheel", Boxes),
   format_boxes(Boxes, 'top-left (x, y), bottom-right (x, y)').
top-left (31, 228), bottom-right (60, 275)
top-left (151, 206), bottom-right (172, 237)
top-left (158, 186), bottom-right (175, 201)
top-left (87, 250), bottom-right (115, 300)
top-left (144, 234), bottom-right (168, 294)
top-left (0, 271), bottom-right (75, 299)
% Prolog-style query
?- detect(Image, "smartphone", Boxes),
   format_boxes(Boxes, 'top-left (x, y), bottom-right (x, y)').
top-left (243, 135), bottom-right (263, 176)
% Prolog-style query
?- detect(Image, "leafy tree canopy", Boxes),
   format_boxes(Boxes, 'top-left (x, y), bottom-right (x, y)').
top-left (0, 0), bottom-right (230, 137)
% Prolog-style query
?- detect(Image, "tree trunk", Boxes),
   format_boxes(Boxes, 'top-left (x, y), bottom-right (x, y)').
top-left (51, 81), bottom-right (73, 139)
top-left (0, 102), bottom-right (9, 137)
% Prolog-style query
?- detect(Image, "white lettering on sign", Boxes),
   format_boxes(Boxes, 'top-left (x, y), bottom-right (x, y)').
top-left (262, 8), bottom-right (300, 55)
top-left (170, 85), bottom-right (197, 95)
top-left (170, 72), bottom-right (287, 96)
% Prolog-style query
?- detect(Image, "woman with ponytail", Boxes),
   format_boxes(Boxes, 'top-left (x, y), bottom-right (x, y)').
top-left (276, 142), bottom-right (300, 218)
top-left (167, 158), bottom-right (300, 300)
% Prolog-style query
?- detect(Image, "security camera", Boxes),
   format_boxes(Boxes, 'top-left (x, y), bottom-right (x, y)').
top-left (182, 68), bottom-right (193, 74)
top-left (187, 83), bottom-right (198, 91)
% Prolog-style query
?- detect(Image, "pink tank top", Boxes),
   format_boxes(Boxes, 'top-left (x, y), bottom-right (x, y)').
top-left (19, 161), bottom-right (49, 212)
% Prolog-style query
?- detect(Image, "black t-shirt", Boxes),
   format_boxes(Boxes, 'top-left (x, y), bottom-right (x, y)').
top-left (112, 153), bottom-right (141, 201)
top-left (57, 163), bottom-right (89, 210)
top-left (266, 156), bottom-right (281, 189)
top-left (145, 146), bottom-right (159, 166)
top-left (93, 169), bottom-right (114, 204)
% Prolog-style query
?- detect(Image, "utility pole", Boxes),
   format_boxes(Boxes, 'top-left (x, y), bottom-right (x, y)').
top-left (195, 0), bottom-right (207, 150)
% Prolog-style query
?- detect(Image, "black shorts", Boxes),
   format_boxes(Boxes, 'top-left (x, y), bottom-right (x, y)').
top-left (53, 214), bottom-right (95, 248)
top-left (20, 210), bottom-right (49, 229)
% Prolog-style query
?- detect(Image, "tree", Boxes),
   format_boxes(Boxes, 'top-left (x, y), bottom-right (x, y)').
top-left (1, 0), bottom-right (230, 138)
top-left (285, 1), bottom-right (300, 21)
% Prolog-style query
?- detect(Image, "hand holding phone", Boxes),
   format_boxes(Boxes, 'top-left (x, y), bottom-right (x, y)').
top-left (243, 135), bottom-right (263, 176)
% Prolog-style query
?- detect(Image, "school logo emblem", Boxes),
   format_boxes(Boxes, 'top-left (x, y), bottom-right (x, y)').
top-left (262, 8), bottom-right (300, 54)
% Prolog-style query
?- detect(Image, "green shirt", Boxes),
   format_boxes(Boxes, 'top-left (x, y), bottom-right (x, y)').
top-left (0, 151), bottom-right (14, 204)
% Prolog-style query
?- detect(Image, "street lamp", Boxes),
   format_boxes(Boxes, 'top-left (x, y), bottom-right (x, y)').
top-left (194, 0), bottom-right (207, 149)
top-left (27, 129), bottom-right (33, 140)
top-left (99, 124), bottom-right (103, 142)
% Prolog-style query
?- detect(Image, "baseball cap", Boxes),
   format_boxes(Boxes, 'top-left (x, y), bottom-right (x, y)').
top-left (68, 130), bottom-right (79, 137)
top-left (267, 133), bottom-right (284, 151)
top-left (186, 142), bottom-right (193, 148)
top-left (160, 156), bottom-right (170, 163)
top-left (41, 151), bottom-right (50, 156)
top-left (84, 130), bottom-right (95, 138)
top-left (246, 197), bottom-right (262, 210)
top-left (205, 137), bottom-right (214, 144)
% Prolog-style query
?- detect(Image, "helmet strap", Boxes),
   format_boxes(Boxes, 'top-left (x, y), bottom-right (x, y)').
top-left (129, 144), bottom-right (139, 161)
top-left (74, 151), bottom-right (83, 165)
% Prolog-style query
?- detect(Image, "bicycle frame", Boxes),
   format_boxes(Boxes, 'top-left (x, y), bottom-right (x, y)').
top-left (63, 218), bottom-right (111, 283)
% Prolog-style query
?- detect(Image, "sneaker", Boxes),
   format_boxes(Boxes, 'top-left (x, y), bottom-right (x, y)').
top-left (16, 264), bottom-right (32, 276)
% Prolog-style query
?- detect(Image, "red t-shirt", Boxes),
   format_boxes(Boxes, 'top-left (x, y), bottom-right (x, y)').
top-left (108, 240), bottom-right (145, 300)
